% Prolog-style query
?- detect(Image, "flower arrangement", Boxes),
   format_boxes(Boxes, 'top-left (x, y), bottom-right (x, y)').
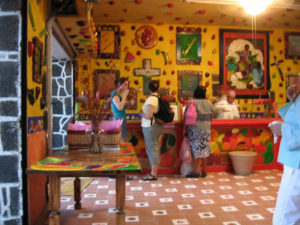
top-left (72, 76), bottom-right (110, 153)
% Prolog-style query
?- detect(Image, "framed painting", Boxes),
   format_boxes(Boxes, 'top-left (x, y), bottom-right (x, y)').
top-left (33, 37), bottom-right (43, 84)
top-left (176, 27), bottom-right (202, 65)
top-left (219, 29), bottom-right (270, 98)
top-left (285, 32), bottom-right (300, 59)
top-left (94, 69), bottom-right (120, 99)
top-left (96, 25), bottom-right (121, 59)
top-left (177, 71), bottom-right (202, 100)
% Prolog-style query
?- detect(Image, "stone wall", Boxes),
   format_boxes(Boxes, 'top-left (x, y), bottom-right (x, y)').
top-left (0, 0), bottom-right (23, 224)
top-left (52, 59), bottom-right (73, 150)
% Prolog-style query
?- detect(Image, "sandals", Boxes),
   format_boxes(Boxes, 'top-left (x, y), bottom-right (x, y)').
top-left (142, 173), bottom-right (158, 181)
top-left (202, 170), bottom-right (207, 178)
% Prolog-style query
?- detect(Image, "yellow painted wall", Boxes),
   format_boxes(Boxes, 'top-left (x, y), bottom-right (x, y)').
top-left (27, 0), bottom-right (50, 117)
top-left (27, 1), bottom-right (50, 224)
top-left (76, 23), bottom-right (300, 116)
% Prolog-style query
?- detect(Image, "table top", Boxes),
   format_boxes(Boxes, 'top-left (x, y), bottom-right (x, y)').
top-left (27, 143), bottom-right (142, 175)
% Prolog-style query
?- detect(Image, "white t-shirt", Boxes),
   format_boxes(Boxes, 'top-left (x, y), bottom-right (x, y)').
top-left (141, 95), bottom-right (159, 127)
top-left (215, 100), bottom-right (240, 119)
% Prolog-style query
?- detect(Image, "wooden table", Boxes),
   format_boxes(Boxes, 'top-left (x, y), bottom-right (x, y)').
top-left (27, 143), bottom-right (141, 225)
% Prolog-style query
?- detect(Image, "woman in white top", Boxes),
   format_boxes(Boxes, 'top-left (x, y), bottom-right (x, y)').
top-left (139, 80), bottom-right (163, 181)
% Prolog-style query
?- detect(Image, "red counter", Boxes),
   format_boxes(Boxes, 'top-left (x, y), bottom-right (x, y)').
top-left (128, 118), bottom-right (282, 175)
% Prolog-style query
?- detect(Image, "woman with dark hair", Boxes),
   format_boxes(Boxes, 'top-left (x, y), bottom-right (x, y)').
top-left (183, 86), bottom-right (214, 178)
top-left (110, 77), bottom-right (129, 143)
top-left (139, 80), bottom-right (163, 181)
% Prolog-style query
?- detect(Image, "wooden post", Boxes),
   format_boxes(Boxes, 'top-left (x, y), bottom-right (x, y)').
top-left (115, 173), bottom-right (126, 214)
top-left (48, 175), bottom-right (61, 225)
top-left (74, 177), bottom-right (82, 209)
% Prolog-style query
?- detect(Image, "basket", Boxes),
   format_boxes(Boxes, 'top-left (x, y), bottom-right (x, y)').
top-left (101, 128), bottom-right (121, 146)
top-left (67, 130), bottom-right (91, 149)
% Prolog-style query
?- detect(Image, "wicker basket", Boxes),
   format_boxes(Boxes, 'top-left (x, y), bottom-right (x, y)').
top-left (101, 129), bottom-right (121, 146)
top-left (67, 130), bottom-right (91, 149)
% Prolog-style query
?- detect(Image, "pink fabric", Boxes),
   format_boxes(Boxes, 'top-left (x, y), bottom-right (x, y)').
top-left (185, 101), bottom-right (197, 125)
top-left (100, 120), bottom-right (122, 132)
top-left (68, 121), bottom-right (91, 131)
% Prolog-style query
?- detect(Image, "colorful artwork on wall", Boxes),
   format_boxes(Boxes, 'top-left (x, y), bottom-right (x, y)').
top-left (94, 69), bottom-right (120, 99)
top-left (208, 127), bottom-right (274, 166)
top-left (284, 32), bottom-right (300, 59)
top-left (219, 29), bottom-right (270, 98)
top-left (32, 37), bottom-right (43, 84)
top-left (96, 25), bottom-right (121, 59)
top-left (176, 27), bottom-right (202, 65)
top-left (177, 71), bottom-right (202, 100)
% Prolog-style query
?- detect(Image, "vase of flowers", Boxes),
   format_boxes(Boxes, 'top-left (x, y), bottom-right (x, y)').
top-left (74, 77), bottom-right (110, 154)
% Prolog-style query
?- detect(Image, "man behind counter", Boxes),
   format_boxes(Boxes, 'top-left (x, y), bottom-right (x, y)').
top-left (214, 90), bottom-right (240, 119)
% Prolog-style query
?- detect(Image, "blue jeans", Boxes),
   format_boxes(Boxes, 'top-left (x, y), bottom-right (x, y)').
top-left (114, 116), bottom-right (127, 139)
top-left (142, 123), bottom-right (163, 165)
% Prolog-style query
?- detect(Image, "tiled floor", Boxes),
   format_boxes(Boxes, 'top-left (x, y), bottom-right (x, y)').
top-left (59, 170), bottom-right (282, 225)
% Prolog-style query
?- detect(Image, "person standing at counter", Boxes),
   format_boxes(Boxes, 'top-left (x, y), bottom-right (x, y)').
top-left (183, 86), bottom-right (214, 178)
top-left (110, 77), bottom-right (129, 143)
top-left (269, 76), bottom-right (300, 225)
top-left (214, 90), bottom-right (240, 119)
top-left (139, 80), bottom-right (163, 181)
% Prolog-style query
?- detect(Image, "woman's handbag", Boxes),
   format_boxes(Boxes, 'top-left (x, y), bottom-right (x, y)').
top-left (185, 101), bottom-right (197, 125)
top-left (180, 136), bottom-right (193, 164)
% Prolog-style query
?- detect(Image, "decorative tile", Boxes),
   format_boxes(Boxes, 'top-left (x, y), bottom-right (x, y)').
top-left (259, 195), bottom-right (275, 200)
top-left (222, 221), bottom-right (241, 225)
top-left (233, 175), bottom-right (245, 179)
top-left (181, 193), bottom-right (195, 198)
top-left (66, 204), bottom-right (74, 210)
top-left (184, 184), bottom-right (197, 189)
top-left (264, 176), bottom-right (276, 179)
top-left (201, 189), bottom-right (215, 194)
top-left (170, 180), bottom-right (181, 184)
top-left (198, 212), bottom-right (216, 218)
top-left (135, 202), bottom-right (149, 207)
top-left (219, 186), bottom-right (232, 190)
top-left (165, 188), bottom-right (178, 192)
top-left (246, 214), bottom-right (265, 220)
top-left (78, 212), bottom-right (93, 218)
top-left (220, 194), bottom-right (234, 199)
top-left (238, 190), bottom-right (252, 195)
top-left (97, 185), bottom-right (109, 189)
top-left (199, 199), bottom-right (215, 204)
top-left (108, 190), bottom-right (115, 195)
top-left (83, 193), bottom-right (96, 198)
top-left (254, 186), bottom-right (268, 191)
top-left (218, 178), bottom-right (230, 182)
top-left (61, 197), bottom-right (71, 202)
top-left (172, 219), bottom-right (189, 225)
top-left (266, 207), bottom-right (275, 213)
top-left (202, 181), bottom-right (214, 185)
top-left (177, 204), bottom-right (192, 210)
top-left (95, 200), bottom-right (109, 205)
top-left (131, 187), bottom-right (142, 191)
top-left (125, 216), bottom-right (139, 222)
top-left (92, 223), bottom-right (108, 225)
top-left (126, 196), bottom-right (134, 200)
top-left (270, 183), bottom-right (280, 187)
top-left (160, 197), bottom-right (173, 202)
top-left (151, 183), bottom-right (162, 187)
top-left (144, 192), bottom-right (156, 196)
top-left (241, 200), bottom-right (258, 206)
top-left (152, 210), bottom-right (167, 215)
top-left (251, 179), bottom-right (263, 183)
top-left (236, 182), bottom-right (248, 186)
top-left (108, 208), bottom-right (118, 213)
top-left (91, 180), bottom-right (99, 184)
top-left (221, 206), bottom-right (238, 212)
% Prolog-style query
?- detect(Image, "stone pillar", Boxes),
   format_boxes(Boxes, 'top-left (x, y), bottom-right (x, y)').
top-left (0, 0), bottom-right (23, 224)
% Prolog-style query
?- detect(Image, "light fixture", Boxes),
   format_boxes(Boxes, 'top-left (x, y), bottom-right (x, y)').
top-left (238, 0), bottom-right (273, 15)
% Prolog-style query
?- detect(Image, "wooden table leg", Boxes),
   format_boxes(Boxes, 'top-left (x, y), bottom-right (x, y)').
top-left (48, 175), bottom-right (61, 225)
top-left (74, 177), bottom-right (82, 209)
top-left (115, 173), bottom-right (125, 214)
